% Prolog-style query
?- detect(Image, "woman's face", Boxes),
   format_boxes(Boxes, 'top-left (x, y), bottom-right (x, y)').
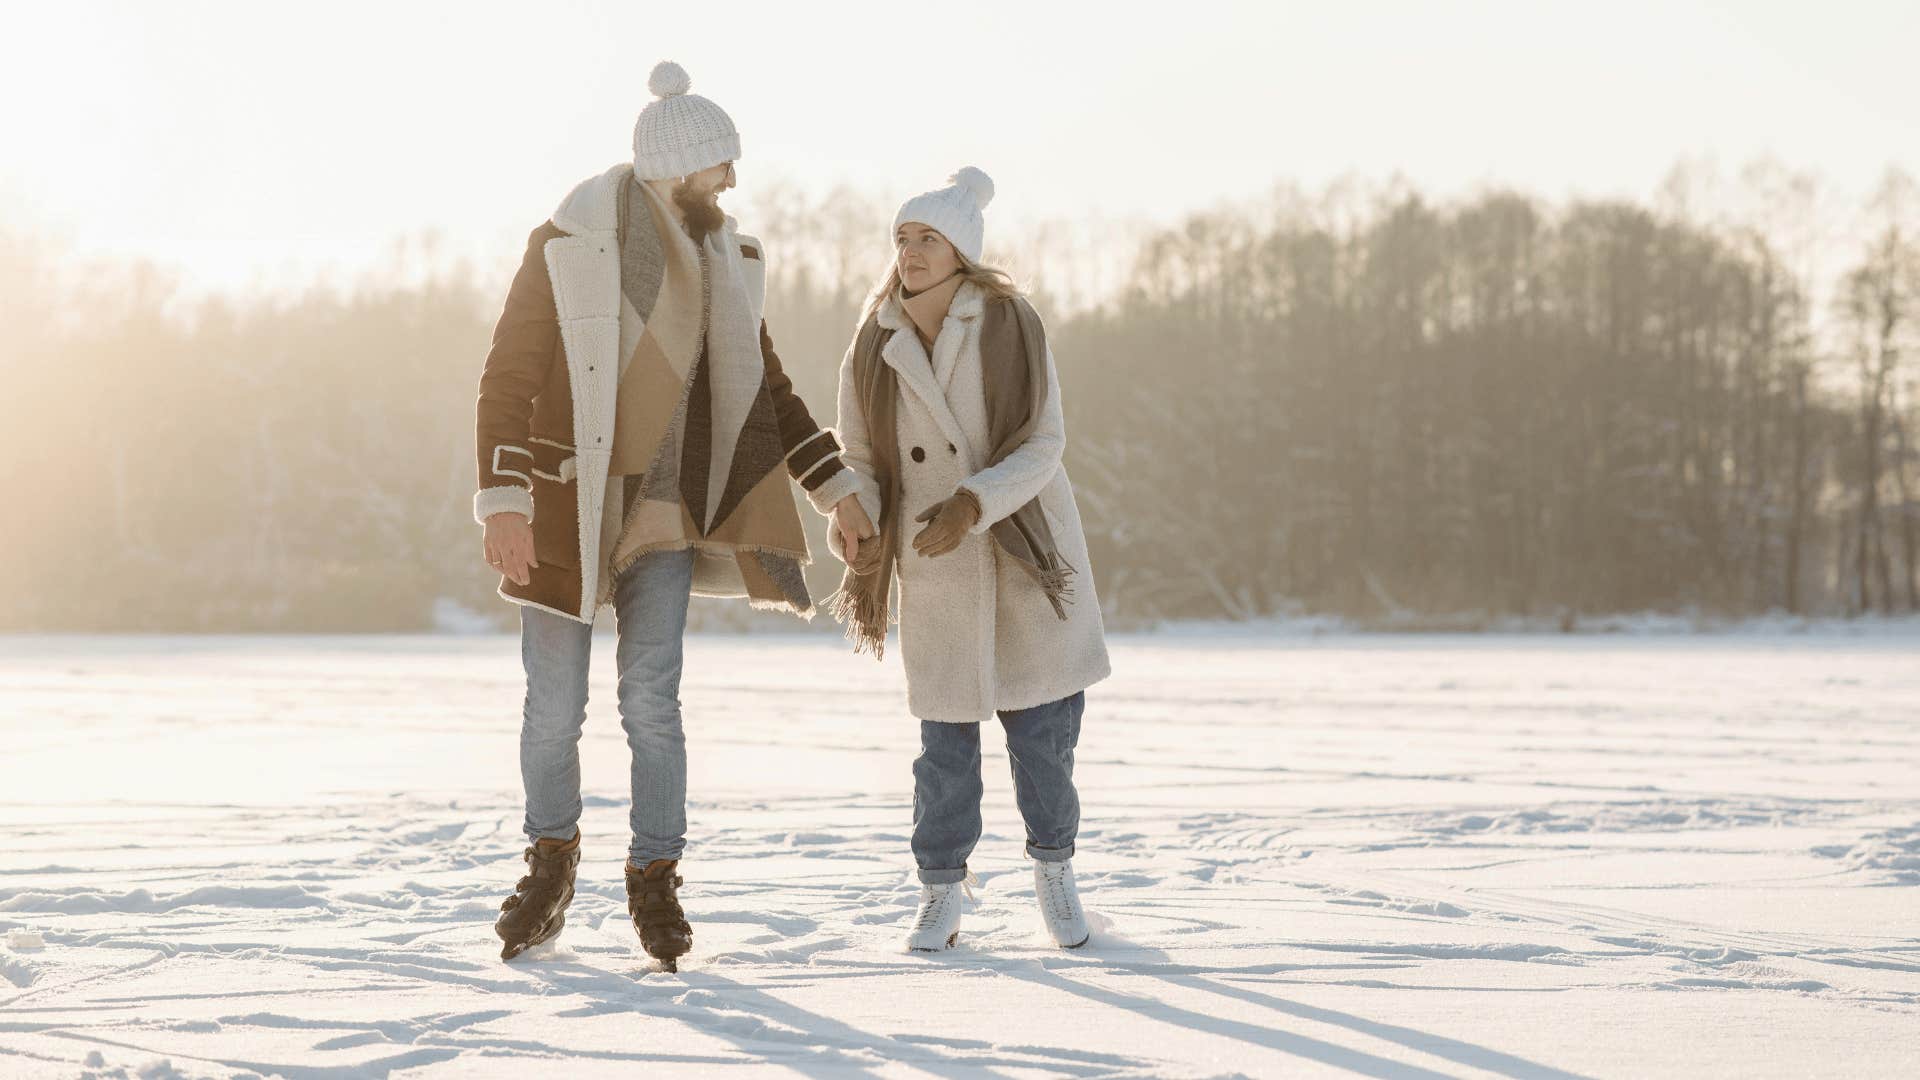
top-left (896, 223), bottom-right (960, 293)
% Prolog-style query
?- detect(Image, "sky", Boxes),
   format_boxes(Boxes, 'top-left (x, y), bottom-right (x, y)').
top-left (4, 0), bottom-right (1916, 297)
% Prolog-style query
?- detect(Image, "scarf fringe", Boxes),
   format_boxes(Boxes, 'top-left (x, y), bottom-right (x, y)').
top-left (600, 535), bottom-right (816, 617)
top-left (606, 536), bottom-right (695, 584)
top-left (747, 595), bottom-right (816, 620)
top-left (1029, 557), bottom-right (1077, 621)
top-left (826, 581), bottom-right (890, 660)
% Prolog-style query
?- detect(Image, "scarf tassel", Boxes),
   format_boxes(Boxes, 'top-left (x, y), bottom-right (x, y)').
top-left (826, 581), bottom-right (890, 660)
top-left (1022, 554), bottom-right (1078, 622)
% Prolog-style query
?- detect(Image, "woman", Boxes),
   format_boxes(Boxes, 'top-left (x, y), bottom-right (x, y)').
top-left (825, 167), bottom-right (1111, 951)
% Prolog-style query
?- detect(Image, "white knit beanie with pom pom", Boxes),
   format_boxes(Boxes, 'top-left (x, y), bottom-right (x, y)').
top-left (631, 60), bottom-right (741, 180)
top-left (894, 167), bottom-right (995, 263)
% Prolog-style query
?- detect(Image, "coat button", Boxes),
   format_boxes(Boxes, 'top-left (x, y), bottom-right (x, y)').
top-left (947, 442), bottom-right (956, 454)
top-left (910, 446), bottom-right (926, 463)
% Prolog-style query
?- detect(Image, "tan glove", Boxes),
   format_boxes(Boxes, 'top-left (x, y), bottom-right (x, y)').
top-left (911, 489), bottom-right (983, 559)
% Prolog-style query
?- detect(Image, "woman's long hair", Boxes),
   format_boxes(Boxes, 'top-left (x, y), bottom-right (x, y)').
top-left (862, 247), bottom-right (1022, 323)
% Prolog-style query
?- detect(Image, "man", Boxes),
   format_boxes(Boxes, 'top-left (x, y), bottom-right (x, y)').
top-left (475, 60), bottom-right (873, 967)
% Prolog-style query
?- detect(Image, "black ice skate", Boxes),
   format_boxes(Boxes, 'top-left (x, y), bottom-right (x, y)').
top-left (625, 858), bottom-right (693, 971)
top-left (495, 835), bottom-right (579, 961)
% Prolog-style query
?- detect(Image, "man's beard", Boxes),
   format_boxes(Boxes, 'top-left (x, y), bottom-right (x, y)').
top-left (672, 181), bottom-right (726, 243)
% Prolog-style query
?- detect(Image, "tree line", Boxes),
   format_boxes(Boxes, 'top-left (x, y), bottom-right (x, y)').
top-left (3, 164), bottom-right (1914, 631)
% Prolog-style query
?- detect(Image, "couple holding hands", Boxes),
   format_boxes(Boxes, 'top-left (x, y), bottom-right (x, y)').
top-left (473, 61), bottom-right (1109, 968)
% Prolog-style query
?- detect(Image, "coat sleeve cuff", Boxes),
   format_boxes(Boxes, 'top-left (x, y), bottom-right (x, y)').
top-left (474, 485), bottom-right (535, 525)
top-left (805, 461), bottom-right (864, 516)
top-left (956, 482), bottom-right (996, 535)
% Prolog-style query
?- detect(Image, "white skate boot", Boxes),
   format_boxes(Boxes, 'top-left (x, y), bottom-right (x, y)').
top-left (1034, 859), bottom-right (1090, 948)
top-left (904, 873), bottom-right (976, 951)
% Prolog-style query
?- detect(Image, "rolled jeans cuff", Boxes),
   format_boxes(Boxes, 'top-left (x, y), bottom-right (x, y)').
top-left (918, 865), bottom-right (971, 885)
top-left (1027, 842), bottom-right (1074, 863)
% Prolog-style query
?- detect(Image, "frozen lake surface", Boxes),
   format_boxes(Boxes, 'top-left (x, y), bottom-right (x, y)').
top-left (1, 632), bottom-right (1916, 1078)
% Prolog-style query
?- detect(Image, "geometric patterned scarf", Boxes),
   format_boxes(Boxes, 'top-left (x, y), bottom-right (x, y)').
top-left (598, 175), bottom-right (814, 616)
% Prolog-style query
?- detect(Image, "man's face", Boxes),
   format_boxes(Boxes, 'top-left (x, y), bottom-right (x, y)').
top-left (672, 161), bottom-right (735, 241)
top-left (682, 162), bottom-right (735, 203)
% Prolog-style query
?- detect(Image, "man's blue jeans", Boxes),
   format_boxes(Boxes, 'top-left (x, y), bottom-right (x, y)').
top-left (518, 548), bottom-right (694, 866)
top-left (911, 691), bottom-right (1085, 884)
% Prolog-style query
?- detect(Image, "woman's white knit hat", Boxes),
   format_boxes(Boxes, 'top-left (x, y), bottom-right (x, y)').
top-left (894, 167), bottom-right (995, 263)
top-left (631, 61), bottom-right (741, 180)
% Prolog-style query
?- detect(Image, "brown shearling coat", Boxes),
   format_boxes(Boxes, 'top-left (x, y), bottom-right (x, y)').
top-left (474, 172), bottom-right (856, 621)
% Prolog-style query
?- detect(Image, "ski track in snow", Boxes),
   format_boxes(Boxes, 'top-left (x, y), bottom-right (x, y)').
top-left (0, 632), bottom-right (1915, 1079)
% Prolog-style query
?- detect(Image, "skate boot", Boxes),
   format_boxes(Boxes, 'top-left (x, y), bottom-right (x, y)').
top-left (904, 872), bottom-right (976, 952)
top-left (626, 858), bottom-right (693, 971)
top-left (1034, 859), bottom-right (1090, 948)
top-left (495, 833), bottom-right (580, 960)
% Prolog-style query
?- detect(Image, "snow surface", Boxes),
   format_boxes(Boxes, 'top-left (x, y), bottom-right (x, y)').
top-left (0, 632), bottom-right (1915, 1079)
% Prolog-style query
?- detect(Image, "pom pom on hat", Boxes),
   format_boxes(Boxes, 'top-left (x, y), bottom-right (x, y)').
top-left (894, 166), bottom-right (996, 263)
top-left (949, 166), bottom-right (994, 210)
top-left (649, 60), bottom-right (692, 98)
top-left (632, 60), bottom-right (740, 179)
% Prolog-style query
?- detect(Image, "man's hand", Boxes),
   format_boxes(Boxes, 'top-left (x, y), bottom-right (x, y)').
top-left (483, 512), bottom-right (538, 587)
top-left (911, 490), bottom-right (982, 559)
top-left (832, 495), bottom-right (876, 562)
top-left (849, 531), bottom-right (887, 576)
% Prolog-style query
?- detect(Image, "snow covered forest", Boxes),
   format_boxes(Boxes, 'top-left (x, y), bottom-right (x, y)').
top-left (5, 163), bottom-right (1919, 631)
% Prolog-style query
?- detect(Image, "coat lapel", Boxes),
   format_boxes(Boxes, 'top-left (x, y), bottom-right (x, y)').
top-left (876, 285), bottom-right (979, 463)
top-left (542, 163), bottom-right (628, 620)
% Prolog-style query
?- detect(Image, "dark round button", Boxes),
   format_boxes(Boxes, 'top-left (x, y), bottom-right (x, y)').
top-left (947, 442), bottom-right (956, 454)
top-left (911, 446), bottom-right (926, 463)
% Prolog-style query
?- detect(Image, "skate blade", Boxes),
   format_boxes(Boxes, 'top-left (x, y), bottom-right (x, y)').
top-left (909, 931), bottom-right (960, 953)
top-left (637, 946), bottom-right (687, 973)
top-left (640, 939), bottom-right (690, 972)
top-left (500, 912), bottom-right (566, 962)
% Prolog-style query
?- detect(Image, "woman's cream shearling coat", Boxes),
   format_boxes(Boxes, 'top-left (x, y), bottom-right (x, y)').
top-left (829, 282), bottom-right (1110, 722)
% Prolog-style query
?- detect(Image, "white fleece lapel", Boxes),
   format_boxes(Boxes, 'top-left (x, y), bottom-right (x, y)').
top-left (542, 162), bottom-right (628, 620)
top-left (876, 285), bottom-right (978, 462)
top-left (929, 282), bottom-right (982, 392)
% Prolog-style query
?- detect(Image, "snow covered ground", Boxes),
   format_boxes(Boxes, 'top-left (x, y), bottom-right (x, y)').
top-left (0, 632), bottom-right (1915, 1079)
